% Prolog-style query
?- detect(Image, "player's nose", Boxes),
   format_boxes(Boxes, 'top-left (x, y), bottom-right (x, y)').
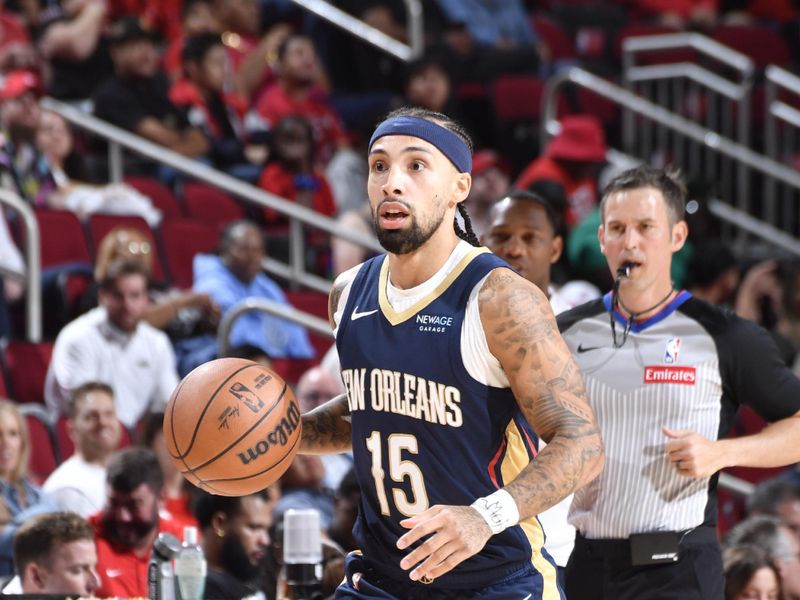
top-left (622, 227), bottom-right (641, 249)
top-left (86, 568), bottom-right (100, 594)
top-left (115, 506), bottom-right (133, 522)
top-left (504, 236), bottom-right (524, 256)
top-left (381, 165), bottom-right (403, 197)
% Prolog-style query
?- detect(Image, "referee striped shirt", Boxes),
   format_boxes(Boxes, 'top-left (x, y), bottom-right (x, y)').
top-left (558, 292), bottom-right (800, 539)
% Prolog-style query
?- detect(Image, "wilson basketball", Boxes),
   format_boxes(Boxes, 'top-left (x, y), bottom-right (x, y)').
top-left (164, 358), bottom-right (302, 496)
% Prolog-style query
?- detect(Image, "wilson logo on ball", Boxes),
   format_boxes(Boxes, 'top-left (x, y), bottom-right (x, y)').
top-left (229, 382), bottom-right (265, 413)
top-left (237, 401), bottom-right (301, 465)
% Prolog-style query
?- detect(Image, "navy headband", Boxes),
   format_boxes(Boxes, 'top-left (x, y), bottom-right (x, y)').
top-left (368, 116), bottom-right (472, 174)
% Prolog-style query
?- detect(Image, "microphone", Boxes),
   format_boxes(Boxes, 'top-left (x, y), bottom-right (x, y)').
top-left (616, 261), bottom-right (636, 280)
top-left (283, 509), bottom-right (324, 600)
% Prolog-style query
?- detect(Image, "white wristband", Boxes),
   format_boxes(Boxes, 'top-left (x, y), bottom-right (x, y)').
top-left (470, 489), bottom-right (520, 535)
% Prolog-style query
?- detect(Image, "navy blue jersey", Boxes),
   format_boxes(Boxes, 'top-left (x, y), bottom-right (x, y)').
top-left (337, 247), bottom-right (559, 593)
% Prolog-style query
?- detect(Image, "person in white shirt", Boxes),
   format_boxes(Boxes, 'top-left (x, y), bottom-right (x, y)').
top-left (6, 512), bottom-right (99, 597)
top-left (45, 259), bottom-right (179, 429)
top-left (43, 382), bottom-right (122, 517)
top-left (483, 189), bottom-right (599, 584)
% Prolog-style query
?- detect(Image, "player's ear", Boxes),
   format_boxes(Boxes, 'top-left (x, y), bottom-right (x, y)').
top-left (28, 563), bottom-right (45, 590)
top-left (551, 235), bottom-right (564, 264)
top-left (452, 172), bottom-right (471, 206)
top-left (671, 220), bottom-right (688, 252)
top-left (211, 511), bottom-right (228, 535)
top-left (598, 224), bottom-right (606, 255)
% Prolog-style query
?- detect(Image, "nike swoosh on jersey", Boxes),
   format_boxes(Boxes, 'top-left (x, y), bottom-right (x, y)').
top-left (105, 569), bottom-right (123, 578)
top-left (351, 307), bottom-right (379, 321)
top-left (577, 344), bottom-right (601, 353)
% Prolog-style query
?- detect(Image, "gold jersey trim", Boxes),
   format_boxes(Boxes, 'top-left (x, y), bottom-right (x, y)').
top-left (378, 246), bottom-right (490, 326)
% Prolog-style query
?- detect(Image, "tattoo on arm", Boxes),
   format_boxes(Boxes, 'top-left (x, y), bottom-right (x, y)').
top-left (480, 269), bottom-right (604, 519)
top-left (328, 278), bottom-right (346, 330)
top-left (301, 393), bottom-right (353, 454)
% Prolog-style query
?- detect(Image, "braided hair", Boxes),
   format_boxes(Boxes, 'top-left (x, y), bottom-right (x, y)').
top-left (381, 106), bottom-right (481, 247)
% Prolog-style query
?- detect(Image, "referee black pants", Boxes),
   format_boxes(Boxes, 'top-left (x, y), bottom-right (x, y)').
top-left (564, 526), bottom-right (724, 600)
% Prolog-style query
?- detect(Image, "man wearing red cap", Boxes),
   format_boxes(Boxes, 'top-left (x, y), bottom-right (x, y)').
top-left (466, 149), bottom-right (512, 238)
top-left (0, 70), bottom-right (52, 206)
top-left (516, 115), bottom-right (608, 230)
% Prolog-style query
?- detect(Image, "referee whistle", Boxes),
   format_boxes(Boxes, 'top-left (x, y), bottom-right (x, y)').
top-left (617, 262), bottom-right (636, 279)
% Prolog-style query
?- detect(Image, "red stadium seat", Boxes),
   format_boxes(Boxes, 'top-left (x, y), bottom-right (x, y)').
top-left (160, 219), bottom-right (220, 289)
top-left (577, 86), bottom-right (620, 125)
top-left (712, 25), bottom-right (790, 68)
top-left (58, 270), bottom-right (94, 321)
top-left (270, 358), bottom-right (317, 387)
top-left (124, 176), bottom-right (183, 219)
top-left (531, 16), bottom-right (575, 61)
top-left (183, 182), bottom-right (244, 226)
top-left (0, 352), bottom-right (9, 399)
top-left (33, 209), bottom-right (92, 268)
top-left (87, 214), bottom-right (166, 283)
top-left (4, 341), bottom-right (53, 405)
top-left (20, 404), bottom-right (58, 482)
top-left (492, 75), bottom-right (546, 122)
top-left (286, 290), bottom-right (334, 358)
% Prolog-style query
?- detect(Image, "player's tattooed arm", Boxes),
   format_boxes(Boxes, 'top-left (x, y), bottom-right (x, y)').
top-left (299, 269), bottom-right (357, 455)
top-left (328, 276), bottom-right (346, 330)
top-left (480, 268), bottom-right (604, 520)
top-left (393, 269), bottom-right (603, 584)
top-left (300, 393), bottom-right (353, 454)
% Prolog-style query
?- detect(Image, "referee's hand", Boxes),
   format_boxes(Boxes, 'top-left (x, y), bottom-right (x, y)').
top-left (396, 504), bottom-right (492, 583)
top-left (663, 427), bottom-right (725, 478)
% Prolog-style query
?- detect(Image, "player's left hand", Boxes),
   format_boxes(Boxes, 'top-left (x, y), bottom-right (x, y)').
top-left (396, 504), bottom-right (492, 582)
top-left (663, 427), bottom-right (726, 478)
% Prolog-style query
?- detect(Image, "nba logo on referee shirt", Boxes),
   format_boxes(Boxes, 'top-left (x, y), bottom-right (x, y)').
top-left (664, 337), bottom-right (681, 364)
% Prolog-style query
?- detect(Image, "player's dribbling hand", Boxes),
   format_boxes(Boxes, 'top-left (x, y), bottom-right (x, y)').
top-left (396, 504), bottom-right (492, 582)
top-left (663, 427), bottom-right (726, 478)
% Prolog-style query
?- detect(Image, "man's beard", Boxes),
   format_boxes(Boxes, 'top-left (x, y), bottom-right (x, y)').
top-left (220, 533), bottom-right (260, 583)
top-left (373, 207), bottom-right (446, 255)
top-left (102, 510), bottom-right (158, 548)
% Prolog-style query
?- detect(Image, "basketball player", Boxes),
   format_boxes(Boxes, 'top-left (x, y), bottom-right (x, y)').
top-left (299, 107), bottom-right (605, 598)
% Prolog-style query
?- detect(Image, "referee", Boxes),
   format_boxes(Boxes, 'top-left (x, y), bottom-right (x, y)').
top-left (558, 165), bottom-right (800, 599)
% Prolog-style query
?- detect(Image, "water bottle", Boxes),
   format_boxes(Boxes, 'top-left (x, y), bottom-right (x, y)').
top-left (174, 526), bottom-right (207, 600)
top-left (147, 533), bottom-right (181, 600)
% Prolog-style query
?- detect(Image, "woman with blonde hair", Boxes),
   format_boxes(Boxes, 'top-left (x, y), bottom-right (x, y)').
top-left (0, 400), bottom-right (55, 575)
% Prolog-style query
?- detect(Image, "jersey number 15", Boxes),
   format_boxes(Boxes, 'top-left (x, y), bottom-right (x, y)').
top-left (365, 431), bottom-right (430, 516)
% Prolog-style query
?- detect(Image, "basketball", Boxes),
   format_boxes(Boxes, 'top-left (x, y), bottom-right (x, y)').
top-left (164, 358), bottom-right (302, 496)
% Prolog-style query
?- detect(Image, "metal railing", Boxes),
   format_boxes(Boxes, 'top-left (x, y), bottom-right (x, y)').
top-left (622, 33), bottom-right (754, 214)
top-left (719, 472), bottom-right (755, 497)
top-left (42, 98), bottom-right (383, 296)
top-left (289, 0), bottom-right (423, 61)
top-left (765, 65), bottom-right (800, 233)
top-left (217, 298), bottom-right (333, 357)
top-left (0, 190), bottom-right (41, 341)
top-left (542, 67), bottom-right (800, 252)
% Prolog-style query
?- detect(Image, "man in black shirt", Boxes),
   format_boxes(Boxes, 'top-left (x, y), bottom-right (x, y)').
top-left (559, 165), bottom-right (800, 599)
top-left (93, 16), bottom-right (208, 158)
top-left (35, 0), bottom-right (113, 101)
top-left (194, 488), bottom-right (275, 599)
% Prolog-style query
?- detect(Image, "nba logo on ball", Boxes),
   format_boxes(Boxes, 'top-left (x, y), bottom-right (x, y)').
top-left (164, 358), bottom-right (302, 496)
top-left (664, 337), bottom-right (681, 364)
